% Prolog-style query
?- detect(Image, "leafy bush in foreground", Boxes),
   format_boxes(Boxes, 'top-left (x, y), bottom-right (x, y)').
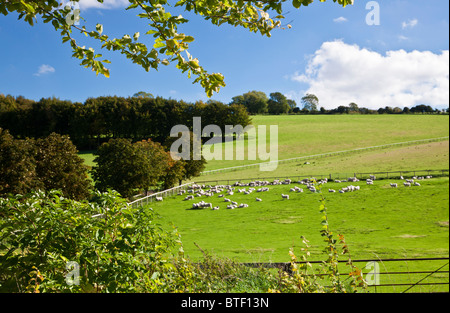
top-left (0, 187), bottom-right (367, 293)
top-left (0, 190), bottom-right (175, 292)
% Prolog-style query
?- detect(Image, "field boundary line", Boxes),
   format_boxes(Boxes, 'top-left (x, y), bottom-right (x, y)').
top-left (127, 182), bottom-right (195, 208)
top-left (195, 168), bottom-right (449, 185)
top-left (200, 136), bottom-right (450, 176)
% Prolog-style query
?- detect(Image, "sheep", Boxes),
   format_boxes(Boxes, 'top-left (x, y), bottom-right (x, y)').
top-left (414, 182), bottom-right (421, 186)
top-left (232, 201), bottom-right (238, 206)
top-left (212, 206), bottom-right (220, 210)
top-left (404, 182), bottom-right (411, 187)
top-left (192, 201), bottom-right (212, 209)
top-left (256, 198), bottom-right (262, 202)
top-left (184, 195), bottom-right (194, 201)
top-left (390, 183), bottom-right (398, 188)
top-left (156, 196), bottom-right (163, 201)
top-left (224, 198), bottom-right (231, 202)
top-left (281, 194), bottom-right (290, 200)
top-left (329, 189), bottom-right (336, 193)
top-left (226, 204), bottom-right (236, 210)
top-left (426, 175), bottom-right (432, 179)
top-left (238, 203), bottom-right (249, 208)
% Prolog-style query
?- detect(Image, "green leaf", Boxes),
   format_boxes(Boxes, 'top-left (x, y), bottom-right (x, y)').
top-left (182, 36), bottom-right (195, 43)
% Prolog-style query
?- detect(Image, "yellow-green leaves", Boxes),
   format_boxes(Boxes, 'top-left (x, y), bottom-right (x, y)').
top-left (1, 0), bottom-right (352, 98)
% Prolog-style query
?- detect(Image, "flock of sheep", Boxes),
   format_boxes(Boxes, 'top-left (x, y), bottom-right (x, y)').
top-left (153, 175), bottom-right (433, 210)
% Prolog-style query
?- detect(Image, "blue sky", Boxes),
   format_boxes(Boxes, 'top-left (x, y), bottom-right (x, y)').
top-left (0, 0), bottom-right (448, 109)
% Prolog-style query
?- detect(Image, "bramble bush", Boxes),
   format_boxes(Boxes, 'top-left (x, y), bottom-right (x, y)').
top-left (0, 183), bottom-right (368, 293)
top-left (0, 190), bottom-right (177, 292)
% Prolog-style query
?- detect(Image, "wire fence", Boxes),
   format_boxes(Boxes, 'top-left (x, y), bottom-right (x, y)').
top-left (128, 182), bottom-right (195, 208)
top-left (126, 168), bottom-right (448, 208)
top-left (243, 257), bottom-right (449, 293)
top-left (200, 136), bottom-right (450, 176)
top-left (195, 168), bottom-right (449, 186)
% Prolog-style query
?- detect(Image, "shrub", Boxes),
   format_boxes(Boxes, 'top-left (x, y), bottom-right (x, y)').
top-left (0, 190), bottom-right (176, 292)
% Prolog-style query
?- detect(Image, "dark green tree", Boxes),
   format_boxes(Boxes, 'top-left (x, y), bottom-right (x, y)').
top-left (0, 128), bottom-right (40, 196)
top-left (164, 131), bottom-right (206, 184)
top-left (92, 138), bottom-right (171, 197)
top-left (267, 92), bottom-right (290, 115)
top-left (231, 91), bottom-right (268, 115)
top-left (34, 133), bottom-right (92, 200)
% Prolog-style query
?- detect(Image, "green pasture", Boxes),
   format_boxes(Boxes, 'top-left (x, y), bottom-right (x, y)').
top-left (201, 114), bottom-right (449, 171)
top-left (78, 115), bottom-right (449, 182)
top-left (148, 176), bottom-right (449, 292)
top-left (149, 177), bottom-right (449, 262)
top-left (198, 140), bottom-right (449, 182)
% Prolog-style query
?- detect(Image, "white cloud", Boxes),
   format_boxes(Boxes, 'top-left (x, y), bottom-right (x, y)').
top-left (77, 0), bottom-right (129, 10)
top-left (402, 19), bottom-right (418, 29)
top-left (34, 64), bottom-right (55, 77)
top-left (333, 17), bottom-right (348, 23)
top-left (398, 35), bottom-right (409, 41)
top-left (291, 40), bottom-right (449, 109)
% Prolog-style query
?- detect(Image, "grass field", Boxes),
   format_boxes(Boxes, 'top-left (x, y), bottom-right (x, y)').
top-left (78, 115), bottom-right (449, 180)
top-left (201, 114), bottom-right (449, 172)
top-left (148, 176), bottom-right (449, 292)
top-left (77, 114), bottom-right (449, 292)
top-left (149, 177), bottom-right (449, 263)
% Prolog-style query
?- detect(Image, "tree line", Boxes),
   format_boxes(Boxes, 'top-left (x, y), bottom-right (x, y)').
top-left (230, 91), bottom-right (448, 115)
top-left (0, 128), bottom-right (206, 199)
top-left (1, 93), bottom-right (445, 152)
top-left (0, 94), bottom-right (251, 151)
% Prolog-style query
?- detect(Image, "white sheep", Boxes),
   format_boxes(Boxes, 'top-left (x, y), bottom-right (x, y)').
top-left (156, 196), bottom-right (163, 201)
top-left (390, 183), bottom-right (398, 188)
top-left (329, 189), bottom-right (336, 193)
top-left (256, 198), bottom-right (262, 202)
top-left (281, 194), bottom-right (290, 200)
top-left (414, 182), bottom-right (421, 186)
top-left (404, 182), bottom-right (411, 187)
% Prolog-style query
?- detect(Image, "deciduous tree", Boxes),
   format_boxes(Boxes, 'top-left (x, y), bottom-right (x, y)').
top-left (301, 93), bottom-right (319, 112)
top-left (1, 0), bottom-right (353, 97)
top-left (34, 133), bottom-right (92, 200)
